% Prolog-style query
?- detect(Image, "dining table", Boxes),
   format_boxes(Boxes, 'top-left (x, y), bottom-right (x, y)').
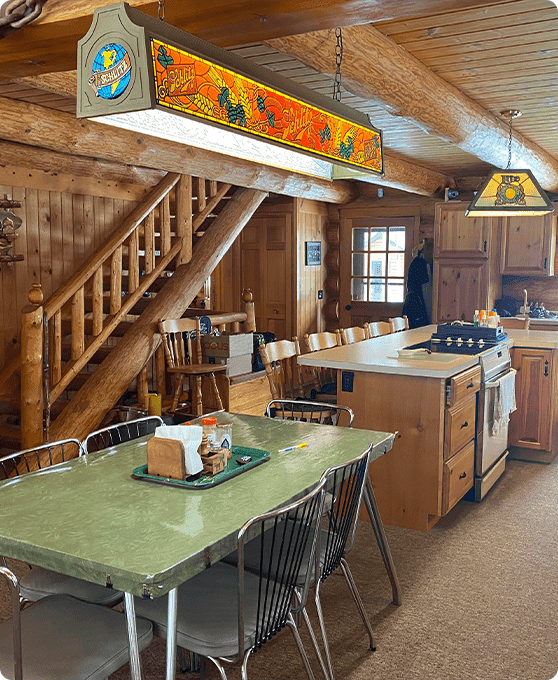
top-left (0, 411), bottom-right (395, 680)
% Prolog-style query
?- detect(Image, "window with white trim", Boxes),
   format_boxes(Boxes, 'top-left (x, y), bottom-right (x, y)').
top-left (350, 225), bottom-right (406, 303)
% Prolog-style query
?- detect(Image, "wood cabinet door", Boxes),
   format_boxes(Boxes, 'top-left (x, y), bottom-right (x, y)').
top-left (433, 259), bottom-right (488, 323)
top-left (508, 348), bottom-right (552, 451)
top-left (435, 203), bottom-right (491, 259)
top-left (500, 214), bottom-right (556, 276)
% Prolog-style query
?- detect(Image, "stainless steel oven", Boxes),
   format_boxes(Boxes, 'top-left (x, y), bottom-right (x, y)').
top-left (474, 344), bottom-right (514, 501)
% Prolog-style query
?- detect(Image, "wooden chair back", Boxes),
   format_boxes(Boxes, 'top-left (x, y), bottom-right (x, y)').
top-left (304, 331), bottom-right (340, 353)
top-left (159, 317), bottom-right (201, 367)
top-left (259, 339), bottom-right (303, 400)
top-left (366, 321), bottom-right (391, 338)
top-left (388, 316), bottom-right (409, 333)
top-left (499, 316), bottom-right (530, 330)
top-left (339, 326), bottom-right (368, 345)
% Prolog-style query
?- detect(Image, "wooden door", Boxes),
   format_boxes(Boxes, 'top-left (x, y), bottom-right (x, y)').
top-left (340, 215), bottom-right (414, 328)
top-left (435, 202), bottom-right (491, 259)
top-left (500, 214), bottom-right (556, 276)
top-left (508, 348), bottom-right (552, 451)
top-left (433, 259), bottom-right (488, 323)
top-left (237, 213), bottom-right (291, 340)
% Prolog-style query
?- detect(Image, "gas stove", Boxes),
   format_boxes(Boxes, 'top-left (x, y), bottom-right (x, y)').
top-left (430, 322), bottom-right (508, 355)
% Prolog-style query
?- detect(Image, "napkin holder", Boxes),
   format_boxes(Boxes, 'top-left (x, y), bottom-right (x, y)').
top-left (147, 437), bottom-right (188, 480)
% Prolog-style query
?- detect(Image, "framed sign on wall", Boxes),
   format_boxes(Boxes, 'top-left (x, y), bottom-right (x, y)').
top-left (305, 241), bottom-right (322, 266)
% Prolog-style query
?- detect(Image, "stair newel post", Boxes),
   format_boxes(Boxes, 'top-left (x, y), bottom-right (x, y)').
top-left (242, 289), bottom-right (256, 332)
top-left (21, 284), bottom-right (45, 449)
top-left (176, 174), bottom-right (193, 266)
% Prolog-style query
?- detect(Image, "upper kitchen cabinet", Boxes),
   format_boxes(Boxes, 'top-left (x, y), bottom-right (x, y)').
top-left (434, 202), bottom-right (492, 259)
top-left (500, 214), bottom-right (556, 276)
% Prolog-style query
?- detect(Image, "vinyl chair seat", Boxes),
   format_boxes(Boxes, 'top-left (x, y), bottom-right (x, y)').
top-left (134, 561), bottom-right (286, 660)
top-left (19, 567), bottom-right (123, 606)
top-left (0, 593), bottom-right (153, 680)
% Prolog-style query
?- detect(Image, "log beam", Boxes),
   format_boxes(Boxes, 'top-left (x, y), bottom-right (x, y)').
top-left (0, 96), bottom-right (357, 204)
top-left (268, 26), bottom-right (558, 191)
top-left (0, 0), bottom-right (502, 78)
top-left (48, 187), bottom-right (267, 442)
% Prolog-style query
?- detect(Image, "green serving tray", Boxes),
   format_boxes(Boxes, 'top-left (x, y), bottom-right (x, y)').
top-left (132, 445), bottom-right (270, 489)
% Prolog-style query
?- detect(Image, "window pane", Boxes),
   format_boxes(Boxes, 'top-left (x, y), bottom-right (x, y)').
top-left (352, 253), bottom-right (368, 276)
top-left (387, 280), bottom-right (405, 303)
top-left (352, 228), bottom-right (368, 251)
top-left (388, 252), bottom-right (405, 277)
top-left (369, 228), bottom-right (387, 251)
top-left (368, 278), bottom-right (385, 302)
top-left (389, 227), bottom-right (406, 252)
top-left (369, 255), bottom-right (385, 277)
top-left (351, 278), bottom-right (367, 301)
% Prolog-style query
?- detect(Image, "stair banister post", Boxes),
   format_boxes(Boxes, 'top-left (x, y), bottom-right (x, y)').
top-left (21, 283), bottom-right (45, 449)
top-left (242, 289), bottom-right (256, 333)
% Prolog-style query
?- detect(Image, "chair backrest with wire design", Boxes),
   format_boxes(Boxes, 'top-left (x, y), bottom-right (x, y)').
top-left (0, 438), bottom-right (84, 479)
top-left (236, 477), bottom-right (326, 656)
top-left (83, 416), bottom-right (163, 453)
top-left (319, 448), bottom-right (370, 581)
top-left (266, 400), bottom-right (354, 428)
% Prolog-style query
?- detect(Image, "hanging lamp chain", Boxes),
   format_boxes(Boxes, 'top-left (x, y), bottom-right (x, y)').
top-left (502, 109), bottom-right (521, 170)
top-left (333, 27), bottom-right (343, 102)
top-left (158, 0), bottom-right (165, 21)
top-left (506, 114), bottom-right (513, 170)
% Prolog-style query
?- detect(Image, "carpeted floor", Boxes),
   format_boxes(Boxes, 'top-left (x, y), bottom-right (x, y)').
top-left (2, 458), bottom-right (558, 680)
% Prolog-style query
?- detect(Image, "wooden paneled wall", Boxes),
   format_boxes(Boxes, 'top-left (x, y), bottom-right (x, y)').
top-left (0, 170), bottom-right (145, 369)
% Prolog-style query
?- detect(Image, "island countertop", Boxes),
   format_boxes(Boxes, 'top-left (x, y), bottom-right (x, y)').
top-left (505, 329), bottom-right (558, 349)
top-left (298, 325), bottom-right (481, 378)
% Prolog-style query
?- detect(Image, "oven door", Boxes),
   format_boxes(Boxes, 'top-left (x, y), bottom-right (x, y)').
top-left (476, 367), bottom-right (516, 476)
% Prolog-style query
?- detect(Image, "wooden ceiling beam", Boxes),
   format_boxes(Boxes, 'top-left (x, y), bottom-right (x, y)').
top-left (0, 0), bottom-right (504, 78)
top-left (268, 25), bottom-right (558, 191)
top-left (0, 95), bottom-right (358, 204)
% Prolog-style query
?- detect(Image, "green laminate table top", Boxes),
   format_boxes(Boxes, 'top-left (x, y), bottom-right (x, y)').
top-left (0, 412), bottom-right (394, 598)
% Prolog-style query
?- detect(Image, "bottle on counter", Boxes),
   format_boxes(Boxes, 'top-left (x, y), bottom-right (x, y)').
top-left (488, 310), bottom-right (498, 328)
top-left (479, 310), bottom-right (487, 327)
top-left (201, 416), bottom-right (218, 450)
top-left (473, 310), bottom-right (480, 327)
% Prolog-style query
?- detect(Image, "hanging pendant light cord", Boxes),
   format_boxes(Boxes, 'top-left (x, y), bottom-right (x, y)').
top-left (333, 27), bottom-right (343, 102)
top-left (506, 114), bottom-right (513, 170)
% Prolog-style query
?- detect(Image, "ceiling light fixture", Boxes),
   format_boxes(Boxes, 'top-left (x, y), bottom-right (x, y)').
top-left (465, 110), bottom-right (555, 217)
top-left (77, 2), bottom-right (383, 181)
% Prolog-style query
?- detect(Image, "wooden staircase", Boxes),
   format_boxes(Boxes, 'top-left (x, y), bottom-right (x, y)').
top-left (0, 173), bottom-right (266, 451)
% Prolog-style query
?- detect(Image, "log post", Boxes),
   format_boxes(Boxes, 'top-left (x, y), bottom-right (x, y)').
top-left (20, 283), bottom-right (44, 449)
top-left (242, 289), bottom-right (256, 332)
top-left (176, 174), bottom-right (193, 266)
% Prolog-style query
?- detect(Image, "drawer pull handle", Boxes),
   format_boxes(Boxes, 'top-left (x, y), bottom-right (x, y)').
top-left (466, 381), bottom-right (474, 389)
top-left (459, 472), bottom-right (467, 479)
top-left (460, 421), bottom-right (469, 429)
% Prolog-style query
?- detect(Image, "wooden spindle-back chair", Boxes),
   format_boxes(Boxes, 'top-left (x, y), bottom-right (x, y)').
top-left (259, 339), bottom-right (304, 400)
top-left (388, 316), bottom-right (409, 333)
top-left (339, 326), bottom-right (368, 345)
top-left (366, 321), bottom-right (392, 338)
top-left (303, 331), bottom-right (340, 400)
top-left (159, 317), bottom-right (227, 415)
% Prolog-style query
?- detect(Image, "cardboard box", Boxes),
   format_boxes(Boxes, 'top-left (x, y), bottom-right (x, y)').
top-left (201, 332), bottom-right (253, 358)
top-left (206, 353), bottom-right (252, 377)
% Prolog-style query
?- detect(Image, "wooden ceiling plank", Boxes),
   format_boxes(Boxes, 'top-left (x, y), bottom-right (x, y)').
top-left (442, 63), bottom-right (558, 85)
top-left (379, 7), bottom-right (558, 44)
top-left (426, 46), bottom-right (558, 72)
top-left (267, 24), bottom-right (558, 190)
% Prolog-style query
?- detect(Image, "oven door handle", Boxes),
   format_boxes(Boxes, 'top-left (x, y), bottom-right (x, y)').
top-left (484, 367), bottom-right (516, 389)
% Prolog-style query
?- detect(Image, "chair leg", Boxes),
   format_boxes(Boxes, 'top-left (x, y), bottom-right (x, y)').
top-left (192, 375), bottom-right (203, 417)
top-left (240, 648), bottom-right (253, 680)
top-left (295, 587), bottom-right (331, 680)
top-left (209, 373), bottom-right (223, 410)
top-left (206, 654), bottom-right (228, 680)
top-left (339, 557), bottom-right (376, 651)
top-left (314, 580), bottom-right (336, 680)
top-left (171, 375), bottom-right (183, 412)
top-left (287, 613), bottom-right (316, 680)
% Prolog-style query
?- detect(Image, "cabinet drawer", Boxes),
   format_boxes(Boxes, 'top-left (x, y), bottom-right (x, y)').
top-left (447, 365), bottom-right (481, 406)
top-left (444, 394), bottom-right (476, 460)
top-left (442, 440), bottom-right (474, 515)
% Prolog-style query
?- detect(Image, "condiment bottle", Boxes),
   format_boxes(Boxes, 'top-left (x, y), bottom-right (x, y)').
top-left (479, 310), bottom-right (487, 327)
top-left (473, 310), bottom-right (480, 327)
top-left (201, 417), bottom-right (218, 449)
top-left (488, 310), bottom-right (497, 328)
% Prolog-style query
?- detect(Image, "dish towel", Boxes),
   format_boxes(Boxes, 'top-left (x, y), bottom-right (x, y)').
top-left (492, 368), bottom-right (517, 436)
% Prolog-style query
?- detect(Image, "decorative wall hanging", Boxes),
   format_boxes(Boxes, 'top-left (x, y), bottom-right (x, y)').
top-left (77, 3), bottom-right (383, 181)
top-left (0, 195), bottom-right (23, 264)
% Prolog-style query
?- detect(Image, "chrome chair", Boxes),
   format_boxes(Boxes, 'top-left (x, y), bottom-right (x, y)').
top-left (134, 479), bottom-right (327, 680)
top-left (0, 566), bottom-right (153, 680)
top-left (0, 439), bottom-right (123, 607)
top-left (230, 449), bottom-right (373, 680)
top-left (83, 415), bottom-right (163, 453)
top-left (266, 399), bottom-right (354, 427)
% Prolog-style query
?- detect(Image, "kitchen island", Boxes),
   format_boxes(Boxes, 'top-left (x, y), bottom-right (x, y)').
top-left (299, 325), bottom-right (485, 532)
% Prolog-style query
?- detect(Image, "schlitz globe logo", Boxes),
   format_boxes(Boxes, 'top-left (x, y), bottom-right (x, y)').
top-left (89, 43), bottom-right (132, 99)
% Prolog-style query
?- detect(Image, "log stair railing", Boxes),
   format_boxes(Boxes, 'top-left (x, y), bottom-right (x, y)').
top-left (0, 173), bottom-right (241, 450)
